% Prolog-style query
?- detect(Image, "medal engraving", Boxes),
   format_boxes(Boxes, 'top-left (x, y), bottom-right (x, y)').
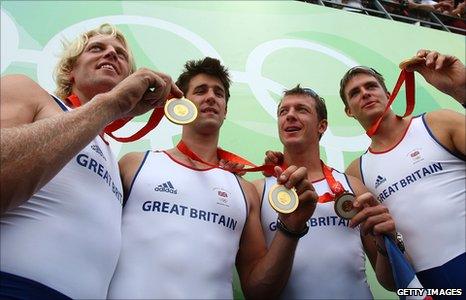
top-left (165, 97), bottom-right (198, 125)
top-left (269, 184), bottom-right (299, 214)
top-left (334, 192), bottom-right (359, 220)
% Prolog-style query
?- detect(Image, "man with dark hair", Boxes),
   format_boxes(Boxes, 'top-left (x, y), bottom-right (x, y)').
top-left (0, 24), bottom-right (182, 299)
top-left (107, 57), bottom-right (317, 299)
top-left (175, 56), bottom-right (231, 101)
top-left (340, 49), bottom-right (465, 290)
top-left (258, 84), bottom-right (396, 298)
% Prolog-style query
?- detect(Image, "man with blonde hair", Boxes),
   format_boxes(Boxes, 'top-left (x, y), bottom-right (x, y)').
top-left (0, 23), bottom-right (182, 299)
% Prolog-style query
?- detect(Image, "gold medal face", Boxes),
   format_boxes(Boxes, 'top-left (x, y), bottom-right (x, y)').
top-left (269, 184), bottom-right (299, 214)
top-left (399, 56), bottom-right (425, 70)
top-left (174, 104), bottom-right (188, 116)
top-left (164, 97), bottom-right (198, 125)
top-left (334, 192), bottom-right (358, 220)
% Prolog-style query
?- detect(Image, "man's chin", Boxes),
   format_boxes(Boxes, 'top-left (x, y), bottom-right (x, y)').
top-left (282, 137), bottom-right (304, 147)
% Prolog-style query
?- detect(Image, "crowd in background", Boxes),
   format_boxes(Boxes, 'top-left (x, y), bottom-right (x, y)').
top-left (305, 0), bottom-right (466, 34)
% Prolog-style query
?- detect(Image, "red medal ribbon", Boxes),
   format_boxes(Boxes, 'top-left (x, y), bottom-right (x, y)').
top-left (66, 94), bottom-right (167, 142)
top-left (366, 69), bottom-right (415, 137)
top-left (176, 140), bottom-right (278, 175)
top-left (318, 161), bottom-right (346, 203)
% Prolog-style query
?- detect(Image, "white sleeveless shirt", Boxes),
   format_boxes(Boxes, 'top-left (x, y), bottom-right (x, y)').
top-left (0, 97), bottom-right (123, 298)
top-left (360, 114), bottom-right (465, 272)
top-left (261, 171), bottom-right (373, 299)
top-left (108, 151), bottom-right (247, 299)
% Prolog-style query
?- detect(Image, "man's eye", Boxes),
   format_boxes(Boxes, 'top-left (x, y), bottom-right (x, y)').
top-left (89, 46), bottom-right (102, 51)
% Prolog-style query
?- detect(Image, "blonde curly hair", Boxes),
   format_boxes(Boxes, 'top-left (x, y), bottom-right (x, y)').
top-left (54, 23), bottom-right (136, 100)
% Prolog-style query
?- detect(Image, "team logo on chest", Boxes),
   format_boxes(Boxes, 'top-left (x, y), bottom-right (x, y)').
top-left (90, 144), bottom-right (106, 161)
top-left (407, 148), bottom-right (424, 164)
top-left (213, 187), bottom-right (230, 207)
top-left (374, 175), bottom-right (387, 189)
top-left (154, 181), bottom-right (178, 194)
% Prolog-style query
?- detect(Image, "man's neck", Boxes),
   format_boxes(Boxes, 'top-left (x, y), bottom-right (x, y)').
top-left (180, 128), bottom-right (220, 165)
top-left (284, 144), bottom-right (323, 181)
top-left (69, 89), bottom-right (91, 105)
top-left (368, 112), bottom-right (411, 150)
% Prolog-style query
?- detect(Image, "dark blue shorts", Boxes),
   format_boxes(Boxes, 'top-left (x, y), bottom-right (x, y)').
top-left (0, 271), bottom-right (71, 300)
top-left (417, 252), bottom-right (465, 299)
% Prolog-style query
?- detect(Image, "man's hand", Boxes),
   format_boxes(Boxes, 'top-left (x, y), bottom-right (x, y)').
top-left (407, 49), bottom-right (466, 104)
top-left (263, 150), bottom-right (284, 177)
top-left (102, 68), bottom-right (183, 120)
top-left (219, 159), bottom-right (246, 176)
top-left (275, 165), bottom-right (317, 232)
top-left (349, 192), bottom-right (396, 252)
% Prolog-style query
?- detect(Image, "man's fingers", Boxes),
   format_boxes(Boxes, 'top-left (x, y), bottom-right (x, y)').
top-left (349, 204), bottom-right (389, 228)
top-left (416, 49), bottom-right (430, 58)
top-left (425, 51), bottom-right (439, 68)
top-left (352, 192), bottom-right (379, 208)
top-left (276, 165), bottom-right (295, 185)
top-left (278, 166), bottom-right (305, 189)
top-left (360, 212), bottom-right (393, 236)
top-left (265, 150), bottom-right (283, 165)
top-left (170, 82), bottom-right (183, 98)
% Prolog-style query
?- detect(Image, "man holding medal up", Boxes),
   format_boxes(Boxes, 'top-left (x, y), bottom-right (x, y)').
top-left (0, 24), bottom-right (182, 299)
top-left (340, 50), bottom-right (465, 291)
top-left (107, 57), bottom-right (318, 299)
top-left (258, 85), bottom-right (398, 299)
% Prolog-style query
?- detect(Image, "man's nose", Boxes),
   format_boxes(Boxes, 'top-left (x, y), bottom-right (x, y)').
top-left (205, 89), bottom-right (217, 104)
top-left (285, 108), bottom-right (297, 121)
top-left (103, 46), bottom-right (118, 60)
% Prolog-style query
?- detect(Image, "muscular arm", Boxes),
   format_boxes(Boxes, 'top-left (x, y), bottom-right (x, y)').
top-left (236, 179), bottom-right (298, 300)
top-left (238, 167), bottom-right (316, 299)
top-left (346, 157), bottom-right (363, 181)
top-left (425, 109), bottom-right (466, 157)
top-left (347, 175), bottom-right (395, 291)
top-left (0, 75), bottom-right (122, 213)
top-left (1, 70), bottom-right (182, 214)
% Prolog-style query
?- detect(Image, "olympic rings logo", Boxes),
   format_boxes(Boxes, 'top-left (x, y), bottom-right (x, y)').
top-left (1, 10), bottom-right (370, 170)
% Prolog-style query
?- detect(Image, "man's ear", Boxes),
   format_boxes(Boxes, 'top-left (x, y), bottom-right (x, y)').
top-left (345, 106), bottom-right (354, 118)
top-left (318, 119), bottom-right (328, 136)
top-left (224, 105), bottom-right (227, 119)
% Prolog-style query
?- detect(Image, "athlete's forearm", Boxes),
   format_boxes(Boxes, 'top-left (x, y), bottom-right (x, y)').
top-left (242, 232), bottom-right (298, 299)
top-left (375, 254), bottom-right (396, 291)
top-left (0, 95), bottom-right (118, 213)
top-left (449, 85), bottom-right (466, 105)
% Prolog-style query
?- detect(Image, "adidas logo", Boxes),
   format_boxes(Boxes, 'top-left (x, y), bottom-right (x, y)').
top-left (91, 144), bottom-right (106, 161)
top-left (375, 175), bottom-right (386, 189)
top-left (154, 181), bottom-right (178, 194)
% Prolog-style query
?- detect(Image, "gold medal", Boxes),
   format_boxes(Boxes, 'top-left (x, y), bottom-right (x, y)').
top-left (164, 97), bottom-right (198, 125)
top-left (399, 56), bottom-right (425, 70)
top-left (268, 184), bottom-right (299, 214)
top-left (334, 192), bottom-right (358, 220)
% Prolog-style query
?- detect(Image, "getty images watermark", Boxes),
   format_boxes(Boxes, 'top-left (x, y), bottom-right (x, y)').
top-left (397, 288), bottom-right (463, 297)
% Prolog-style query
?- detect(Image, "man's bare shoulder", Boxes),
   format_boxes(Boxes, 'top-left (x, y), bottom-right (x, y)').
top-left (1, 74), bottom-right (59, 127)
top-left (237, 176), bottom-right (261, 208)
top-left (425, 109), bottom-right (464, 126)
top-left (345, 157), bottom-right (362, 180)
top-left (119, 151), bottom-right (147, 169)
